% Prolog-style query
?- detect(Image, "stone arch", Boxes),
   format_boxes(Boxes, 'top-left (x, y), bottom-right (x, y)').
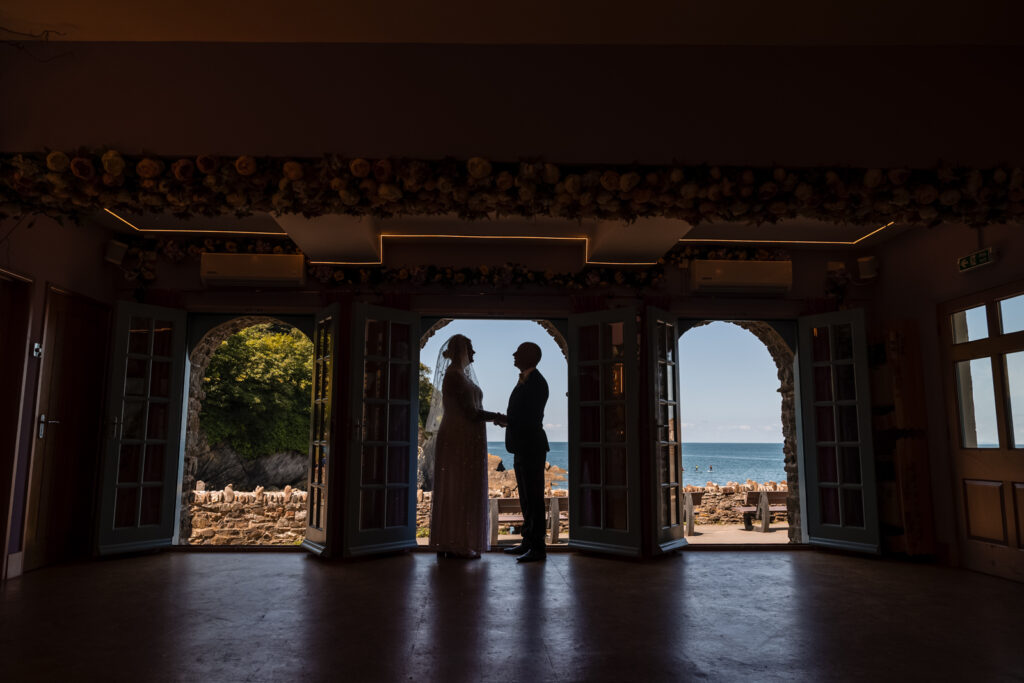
top-left (179, 315), bottom-right (308, 542)
top-left (683, 320), bottom-right (801, 543)
top-left (419, 318), bottom-right (568, 360)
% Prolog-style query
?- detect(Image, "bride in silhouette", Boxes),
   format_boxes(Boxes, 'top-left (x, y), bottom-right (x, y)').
top-left (425, 334), bottom-right (498, 558)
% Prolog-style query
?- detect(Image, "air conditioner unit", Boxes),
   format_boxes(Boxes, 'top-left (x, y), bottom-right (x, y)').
top-left (200, 253), bottom-right (306, 287)
top-left (689, 259), bottom-right (792, 293)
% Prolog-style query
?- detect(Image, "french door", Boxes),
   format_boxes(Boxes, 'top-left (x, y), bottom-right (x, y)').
top-left (797, 309), bottom-right (879, 553)
top-left (940, 282), bottom-right (1024, 581)
top-left (568, 308), bottom-right (642, 556)
top-left (342, 304), bottom-right (420, 557)
top-left (646, 307), bottom-right (686, 552)
top-left (97, 302), bottom-right (187, 554)
top-left (302, 304), bottom-right (339, 555)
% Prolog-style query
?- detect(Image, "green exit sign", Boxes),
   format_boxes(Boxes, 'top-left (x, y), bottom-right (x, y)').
top-left (958, 247), bottom-right (995, 272)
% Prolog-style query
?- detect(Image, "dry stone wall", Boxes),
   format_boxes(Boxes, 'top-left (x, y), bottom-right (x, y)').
top-left (188, 482), bottom-right (307, 545)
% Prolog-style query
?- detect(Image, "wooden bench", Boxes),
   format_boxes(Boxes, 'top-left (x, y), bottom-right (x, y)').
top-left (488, 496), bottom-right (569, 547)
top-left (682, 491), bottom-right (704, 536)
top-left (735, 491), bottom-right (788, 532)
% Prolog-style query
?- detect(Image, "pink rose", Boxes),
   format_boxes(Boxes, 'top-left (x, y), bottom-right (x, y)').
top-left (70, 156), bottom-right (96, 180)
top-left (234, 156), bottom-right (258, 177)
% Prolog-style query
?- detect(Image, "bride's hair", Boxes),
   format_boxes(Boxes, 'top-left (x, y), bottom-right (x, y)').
top-left (441, 334), bottom-right (471, 362)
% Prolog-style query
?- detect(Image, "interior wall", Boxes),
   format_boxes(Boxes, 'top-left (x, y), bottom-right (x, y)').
top-left (871, 221), bottom-right (1024, 554)
top-left (1, 216), bottom-right (117, 561)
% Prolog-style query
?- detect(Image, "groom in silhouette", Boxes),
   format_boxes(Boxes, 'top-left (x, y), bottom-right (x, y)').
top-left (494, 342), bottom-right (549, 562)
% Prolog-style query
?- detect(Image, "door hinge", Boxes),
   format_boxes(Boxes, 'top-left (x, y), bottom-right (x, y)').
top-left (32, 342), bottom-right (43, 359)
top-left (38, 413), bottom-right (60, 439)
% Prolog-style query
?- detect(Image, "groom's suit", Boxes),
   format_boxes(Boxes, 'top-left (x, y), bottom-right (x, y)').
top-left (505, 368), bottom-right (550, 554)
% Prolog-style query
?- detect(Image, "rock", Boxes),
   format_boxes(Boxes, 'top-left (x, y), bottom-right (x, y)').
top-left (223, 484), bottom-right (234, 503)
top-left (196, 480), bottom-right (206, 491)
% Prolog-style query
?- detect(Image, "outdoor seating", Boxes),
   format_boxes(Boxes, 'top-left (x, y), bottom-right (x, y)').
top-left (489, 496), bottom-right (569, 547)
top-left (682, 490), bottom-right (705, 536)
top-left (735, 490), bottom-right (788, 532)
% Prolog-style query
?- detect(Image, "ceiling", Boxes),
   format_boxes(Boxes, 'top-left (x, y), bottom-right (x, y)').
top-left (3, 0), bottom-right (1022, 45)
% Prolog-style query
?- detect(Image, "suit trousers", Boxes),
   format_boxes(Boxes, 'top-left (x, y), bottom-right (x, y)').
top-left (513, 449), bottom-right (547, 553)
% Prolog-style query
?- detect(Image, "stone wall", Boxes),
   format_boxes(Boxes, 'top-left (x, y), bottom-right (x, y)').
top-left (188, 482), bottom-right (307, 545)
top-left (686, 482), bottom-right (789, 524)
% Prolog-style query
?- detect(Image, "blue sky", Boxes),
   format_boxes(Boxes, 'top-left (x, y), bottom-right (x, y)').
top-left (420, 318), bottom-right (783, 443)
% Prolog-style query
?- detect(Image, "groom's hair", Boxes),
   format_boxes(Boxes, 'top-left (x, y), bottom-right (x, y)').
top-left (519, 342), bottom-right (542, 367)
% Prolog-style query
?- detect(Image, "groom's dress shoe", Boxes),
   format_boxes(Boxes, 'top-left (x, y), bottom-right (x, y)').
top-left (503, 544), bottom-right (529, 555)
top-left (516, 549), bottom-right (546, 563)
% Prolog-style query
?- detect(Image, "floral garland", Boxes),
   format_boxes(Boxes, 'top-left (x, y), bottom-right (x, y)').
top-left (120, 236), bottom-right (663, 290)
top-left (2, 151), bottom-right (1023, 227)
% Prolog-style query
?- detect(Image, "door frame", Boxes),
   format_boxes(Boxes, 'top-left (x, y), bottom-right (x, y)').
top-left (1, 267), bottom-right (33, 581)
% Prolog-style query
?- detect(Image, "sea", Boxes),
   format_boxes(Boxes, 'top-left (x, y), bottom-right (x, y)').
top-left (487, 441), bottom-right (786, 488)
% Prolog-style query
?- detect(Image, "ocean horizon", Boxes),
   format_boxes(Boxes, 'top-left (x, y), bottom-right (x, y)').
top-left (487, 441), bottom-right (786, 488)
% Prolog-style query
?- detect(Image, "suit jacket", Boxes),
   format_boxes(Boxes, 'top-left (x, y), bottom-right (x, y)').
top-left (505, 369), bottom-right (550, 456)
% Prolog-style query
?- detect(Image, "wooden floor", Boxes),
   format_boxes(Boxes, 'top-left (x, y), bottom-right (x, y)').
top-left (2, 549), bottom-right (1022, 682)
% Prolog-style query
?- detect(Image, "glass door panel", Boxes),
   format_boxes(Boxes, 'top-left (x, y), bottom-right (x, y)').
top-left (568, 309), bottom-right (641, 556)
top-left (798, 309), bottom-right (879, 553)
top-left (648, 307), bottom-right (686, 552)
top-left (97, 303), bottom-right (186, 555)
top-left (343, 304), bottom-right (419, 557)
top-left (302, 303), bottom-right (338, 555)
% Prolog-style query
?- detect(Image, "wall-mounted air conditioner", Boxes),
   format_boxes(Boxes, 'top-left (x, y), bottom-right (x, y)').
top-left (200, 253), bottom-right (306, 287)
top-left (689, 259), bottom-right (792, 294)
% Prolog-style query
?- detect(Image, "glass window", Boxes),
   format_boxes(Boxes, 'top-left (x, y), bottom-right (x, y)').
top-left (999, 294), bottom-right (1024, 335)
top-left (955, 358), bottom-right (999, 448)
top-left (951, 305), bottom-right (989, 344)
top-left (1006, 351), bottom-right (1024, 448)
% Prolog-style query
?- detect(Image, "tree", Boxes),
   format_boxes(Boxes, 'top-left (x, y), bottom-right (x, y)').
top-left (418, 363), bottom-right (433, 428)
top-left (201, 323), bottom-right (313, 459)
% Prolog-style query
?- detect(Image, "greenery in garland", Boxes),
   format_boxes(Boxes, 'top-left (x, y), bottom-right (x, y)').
top-left (201, 323), bottom-right (313, 460)
top-left (2, 151), bottom-right (1022, 227)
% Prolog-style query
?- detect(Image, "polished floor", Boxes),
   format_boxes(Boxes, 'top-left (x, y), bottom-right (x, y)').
top-left (2, 550), bottom-right (1022, 682)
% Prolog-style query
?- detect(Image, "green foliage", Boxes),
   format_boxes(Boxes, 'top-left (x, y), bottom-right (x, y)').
top-left (201, 323), bottom-right (313, 460)
top-left (418, 362), bottom-right (433, 428)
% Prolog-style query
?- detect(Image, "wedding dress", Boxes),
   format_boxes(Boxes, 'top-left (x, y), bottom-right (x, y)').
top-left (429, 364), bottom-right (490, 557)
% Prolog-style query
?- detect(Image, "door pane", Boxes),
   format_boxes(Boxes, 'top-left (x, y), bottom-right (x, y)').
top-left (580, 448), bottom-right (600, 485)
top-left (812, 326), bottom-right (830, 361)
top-left (363, 403), bottom-right (386, 441)
top-left (999, 294), bottom-right (1024, 335)
top-left (606, 447), bottom-right (627, 486)
top-left (841, 489), bottom-right (865, 527)
top-left (150, 361), bottom-right (171, 397)
top-left (605, 362), bottom-right (625, 398)
top-left (388, 404), bottom-right (410, 441)
top-left (140, 487), bottom-right (161, 525)
top-left (955, 358), bottom-right (1000, 448)
top-left (386, 489), bottom-right (408, 527)
top-left (128, 317), bottom-right (150, 354)
top-left (364, 361), bottom-right (386, 398)
top-left (388, 362), bottom-right (410, 398)
top-left (604, 405), bottom-right (626, 442)
top-left (838, 405), bottom-right (858, 441)
top-left (951, 305), bottom-right (990, 343)
top-left (840, 447), bottom-right (862, 484)
top-left (579, 325), bottom-right (599, 361)
top-left (123, 400), bottom-right (145, 439)
top-left (817, 446), bottom-right (838, 483)
top-left (152, 321), bottom-right (174, 356)
top-left (390, 323), bottom-right (410, 359)
top-left (360, 490), bottom-right (384, 529)
top-left (605, 489), bottom-right (628, 530)
top-left (118, 445), bottom-right (141, 483)
top-left (1006, 351), bottom-right (1024, 448)
top-left (125, 359), bottom-right (148, 396)
top-left (143, 444), bottom-right (165, 482)
top-left (820, 488), bottom-right (840, 525)
top-left (580, 365), bottom-right (600, 401)
top-left (815, 406), bottom-right (836, 441)
top-left (604, 322), bottom-right (624, 358)
top-left (114, 488), bottom-right (138, 528)
top-left (146, 403), bottom-right (167, 439)
top-left (834, 324), bottom-right (853, 360)
top-left (835, 364), bottom-right (856, 400)
top-left (365, 320), bottom-right (387, 356)
top-left (361, 447), bottom-right (385, 485)
top-left (580, 488), bottom-right (600, 527)
top-left (387, 446), bottom-right (410, 484)
top-left (581, 406), bottom-right (600, 442)
top-left (813, 366), bottom-right (832, 401)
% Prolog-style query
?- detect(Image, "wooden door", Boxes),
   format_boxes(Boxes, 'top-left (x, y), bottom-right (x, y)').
top-left (24, 287), bottom-right (110, 569)
top-left (568, 309), bottom-right (642, 556)
top-left (302, 304), bottom-right (338, 556)
top-left (1, 270), bottom-right (32, 578)
top-left (645, 307), bottom-right (686, 552)
top-left (940, 282), bottom-right (1024, 581)
top-left (342, 304), bottom-right (420, 557)
top-left (96, 302), bottom-right (186, 555)
top-left (797, 309), bottom-right (880, 553)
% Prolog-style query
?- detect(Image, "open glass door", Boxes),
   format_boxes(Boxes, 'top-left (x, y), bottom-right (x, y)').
top-left (302, 304), bottom-right (338, 556)
top-left (797, 309), bottom-right (879, 553)
top-left (568, 309), bottom-right (642, 556)
top-left (342, 303), bottom-right (420, 557)
top-left (97, 302), bottom-right (186, 554)
top-left (647, 307), bottom-right (686, 552)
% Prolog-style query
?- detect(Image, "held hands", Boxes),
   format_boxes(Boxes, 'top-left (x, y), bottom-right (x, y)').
top-left (491, 413), bottom-right (508, 428)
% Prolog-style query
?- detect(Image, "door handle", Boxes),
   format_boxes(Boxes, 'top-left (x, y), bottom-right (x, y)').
top-left (38, 413), bottom-right (60, 439)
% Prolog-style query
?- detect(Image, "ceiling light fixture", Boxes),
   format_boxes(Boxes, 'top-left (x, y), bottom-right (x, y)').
top-left (677, 221), bottom-right (896, 247)
top-left (103, 208), bottom-right (284, 236)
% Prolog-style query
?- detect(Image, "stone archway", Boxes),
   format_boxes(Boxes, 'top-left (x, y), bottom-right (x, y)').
top-left (179, 315), bottom-right (298, 542)
top-left (686, 321), bottom-right (801, 543)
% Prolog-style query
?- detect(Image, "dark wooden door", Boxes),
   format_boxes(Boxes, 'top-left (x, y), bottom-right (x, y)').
top-left (342, 304), bottom-right (420, 557)
top-left (302, 304), bottom-right (339, 556)
top-left (568, 308), bottom-right (643, 556)
top-left (940, 281), bottom-right (1024, 581)
top-left (797, 309), bottom-right (880, 553)
top-left (96, 302), bottom-right (186, 555)
top-left (23, 287), bottom-right (110, 571)
top-left (1, 270), bottom-right (32, 579)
